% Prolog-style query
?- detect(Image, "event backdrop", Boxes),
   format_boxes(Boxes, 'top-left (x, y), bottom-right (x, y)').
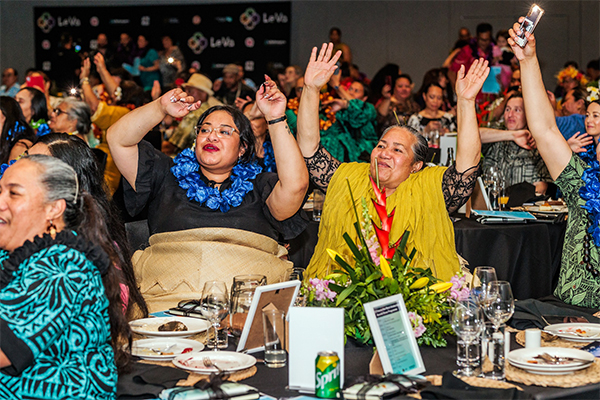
top-left (34, 2), bottom-right (291, 86)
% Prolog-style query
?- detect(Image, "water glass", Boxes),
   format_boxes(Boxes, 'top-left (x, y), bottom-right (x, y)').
top-left (262, 309), bottom-right (286, 368)
top-left (456, 338), bottom-right (481, 376)
top-left (482, 322), bottom-right (506, 380)
top-left (230, 275), bottom-right (266, 337)
top-left (451, 301), bottom-right (484, 376)
top-left (200, 281), bottom-right (229, 350)
top-left (312, 189), bottom-right (325, 221)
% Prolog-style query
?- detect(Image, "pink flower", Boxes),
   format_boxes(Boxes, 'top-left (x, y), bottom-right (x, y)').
top-left (408, 311), bottom-right (426, 338)
top-left (309, 278), bottom-right (337, 302)
top-left (449, 274), bottom-right (470, 301)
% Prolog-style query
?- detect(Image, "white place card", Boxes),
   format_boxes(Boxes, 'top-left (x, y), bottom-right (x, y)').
top-left (288, 307), bottom-right (344, 393)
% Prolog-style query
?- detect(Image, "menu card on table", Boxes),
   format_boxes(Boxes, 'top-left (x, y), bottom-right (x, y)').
top-left (364, 294), bottom-right (425, 375)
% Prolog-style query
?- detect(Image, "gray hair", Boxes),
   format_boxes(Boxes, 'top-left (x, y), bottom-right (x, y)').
top-left (380, 124), bottom-right (428, 167)
top-left (24, 154), bottom-right (80, 227)
top-left (60, 97), bottom-right (92, 135)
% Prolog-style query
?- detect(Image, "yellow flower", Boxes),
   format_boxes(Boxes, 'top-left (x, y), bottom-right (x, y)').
top-left (429, 282), bottom-right (453, 293)
top-left (409, 277), bottom-right (429, 290)
top-left (379, 255), bottom-right (393, 279)
top-left (327, 249), bottom-right (343, 263)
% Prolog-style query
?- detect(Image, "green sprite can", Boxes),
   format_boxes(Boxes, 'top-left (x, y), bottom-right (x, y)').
top-left (315, 351), bottom-right (340, 398)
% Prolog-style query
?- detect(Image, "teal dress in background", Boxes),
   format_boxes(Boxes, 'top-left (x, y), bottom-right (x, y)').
top-left (139, 48), bottom-right (161, 91)
top-left (286, 99), bottom-right (378, 162)
top-left (0, 231), bottom-right (117, 399)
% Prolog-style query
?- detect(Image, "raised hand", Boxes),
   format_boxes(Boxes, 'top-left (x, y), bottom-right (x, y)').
top-left (567, 131), bottom-right (594, 153)
top-left (255, 75), bottom-right (286, 120)
top-left (381, 84), bottom-right (392, 99)
top-left (93, 52), bottom-right (107, 72)
top-left (80, 57), bottom-right (91, 79)
top-left (159, 88), bottom-right (202, 118)
top-left (508, 18), bottom-right (536, 61)
top-left (455, 58), bottom-right (489, 102)
top-left (304, 43), bottom-right (341, 90)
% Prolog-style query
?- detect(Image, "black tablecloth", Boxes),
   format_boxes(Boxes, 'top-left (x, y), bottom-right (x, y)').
top-left (289, 217), bottom-right (566, 301)
top-left (242, 335), bottom-right (600, 400)
top-left (454, 218), bottom-right (566, 300)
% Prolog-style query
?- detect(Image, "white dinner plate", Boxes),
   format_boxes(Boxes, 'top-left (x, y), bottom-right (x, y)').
top-left (130, 338), bottom-right (204, 360)
top-left (129, 316), bottom-right (210, 338)
top-left (507, 348), bottom-right (595, 375)
top-left (172, 351), bottom-right (256, 374)
top-left (525, 205), bottom-right (568, 214)
top-left (544, 323), bottom-right (600, 342)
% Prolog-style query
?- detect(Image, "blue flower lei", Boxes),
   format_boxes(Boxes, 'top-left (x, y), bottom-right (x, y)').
top-left (6, 121), bottom-right (25, 141)
top-left (171, 148), bottom-right (262, 212)
top-left (262, 140), bottom-right (276, 173)
top-left (0, 159), bottom-right (16, 179)
top-left (578, 143), bottom-right (600, 246)
top-left (35, 123), bottom-right (51, 137)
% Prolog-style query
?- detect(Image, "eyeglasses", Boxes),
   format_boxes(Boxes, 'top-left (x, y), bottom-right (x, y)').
top-left (194, 124), bottom-right (238, 138)
top-left (53, 108), bottom-right (67, 116)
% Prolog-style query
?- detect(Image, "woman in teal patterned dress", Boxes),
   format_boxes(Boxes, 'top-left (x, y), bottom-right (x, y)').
top-left (0, 155), bottom-right (128, 399)
top-left (508, 22), bottom-right (599, 309)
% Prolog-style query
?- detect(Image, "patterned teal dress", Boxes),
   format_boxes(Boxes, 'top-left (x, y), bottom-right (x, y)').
top-left (0, 231), bottom-right (117, 399)
top-left (553, 154), bottom-right (600, 309)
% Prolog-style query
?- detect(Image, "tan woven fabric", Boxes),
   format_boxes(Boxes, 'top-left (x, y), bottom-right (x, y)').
top-left (132, 227), bottom-right (292, 313)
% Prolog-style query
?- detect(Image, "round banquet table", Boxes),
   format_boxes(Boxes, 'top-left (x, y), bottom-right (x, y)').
top-left (118, 334), bottom-right (600, 399)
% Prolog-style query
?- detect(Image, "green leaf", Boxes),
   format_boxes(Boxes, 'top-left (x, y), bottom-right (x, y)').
top-left (328, 283), bottom-right (345, 293)
top-left (336, 284), bottom-right (358, 306)
top-left (365, 271), bottom-right (382, 285)
top-left (344, 232), bottom-right (364, 261)
top-left (333, 256), bottom-right (357, 282)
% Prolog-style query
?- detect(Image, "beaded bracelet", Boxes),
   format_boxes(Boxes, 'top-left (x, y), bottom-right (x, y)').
top-left (267, 115), bottom-right (287, 125)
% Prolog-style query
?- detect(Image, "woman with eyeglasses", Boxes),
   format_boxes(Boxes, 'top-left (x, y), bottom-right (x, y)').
top-left (107, 78), bottom-right (308, 312)
top-left (48, 98), bottom-right (97, 147)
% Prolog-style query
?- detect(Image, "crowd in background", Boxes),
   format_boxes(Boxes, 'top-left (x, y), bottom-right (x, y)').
top-left (0, 19), bottom-right (599, 399)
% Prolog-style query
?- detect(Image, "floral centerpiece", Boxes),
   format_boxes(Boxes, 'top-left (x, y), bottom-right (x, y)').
top-left (303, 177), bottom-right (468, 348)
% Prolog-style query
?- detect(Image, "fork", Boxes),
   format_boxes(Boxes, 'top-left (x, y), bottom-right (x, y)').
top-left (150, 344), bottom-right (175, 354)
top-left (537, 352), bottom-right (593, 364)
top-left (203, 357), bottom-right (224, 373)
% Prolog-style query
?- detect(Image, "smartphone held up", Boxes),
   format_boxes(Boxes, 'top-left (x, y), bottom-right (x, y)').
top-left (514, 4), bottom-right (544, 47)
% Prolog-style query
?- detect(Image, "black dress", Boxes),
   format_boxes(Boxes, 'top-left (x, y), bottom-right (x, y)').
top-left (123, 141), bottom-right (308, 241)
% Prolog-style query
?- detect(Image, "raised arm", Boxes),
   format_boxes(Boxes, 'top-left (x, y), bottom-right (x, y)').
top-left (80, 57), bottom-right (99, 113)
top-left (508, 20), bottom-right (572, 179)
top-left (297, 44), bottom-right (341, 158)
top-left (94, 52), bottom-right (120, 103)
top-left (107, 89), bottom-right (201, 190)
top-left (256, 76), bottom-right (309, 220)
top-left (454, 58), bottom-right (489, 173)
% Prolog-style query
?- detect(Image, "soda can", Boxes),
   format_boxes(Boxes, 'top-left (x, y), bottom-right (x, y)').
top-left (315, 351), bottom-right (340, 398)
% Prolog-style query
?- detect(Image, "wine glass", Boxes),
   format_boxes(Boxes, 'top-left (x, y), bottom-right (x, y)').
top-left (484, 167), bottom-right (505, 210)
top-left (451, 301), bottom-right (484, 377)
top-left (471, 266), bottom-right (497, 306)
top-left (200, 281), bottom-right (229, 351)
top-left (483, 281), bottom-right (515, 332)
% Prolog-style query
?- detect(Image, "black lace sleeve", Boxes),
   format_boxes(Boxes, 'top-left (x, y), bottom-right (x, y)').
top-left (442, 161), bottom-right (482, 214)
top-left (304, 143), bottom-right (342, 192)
